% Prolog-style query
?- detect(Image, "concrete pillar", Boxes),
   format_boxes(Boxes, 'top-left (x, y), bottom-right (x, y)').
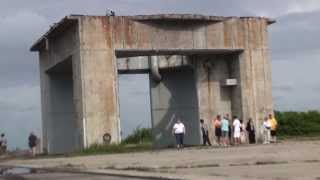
top-left (39, 51), bottom-right (50, 153)
top-left (79, 17), bottom-right (121, 147)
top-left (195, 55), bottom-right (237, 143)
top-left (238, 18), bottom-right (274, 142)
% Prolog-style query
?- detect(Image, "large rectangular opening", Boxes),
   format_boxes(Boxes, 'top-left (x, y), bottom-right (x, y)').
top-left (117, 54), bottom-right (201, 147)
top-left (151, 67), bottom-right (200, 147)
top-left (118, 74), bottom-right (152, 141)
top-left (116, 49), bottom-right (243, 147)
top-left (46, 58), bottom-right (78, 153)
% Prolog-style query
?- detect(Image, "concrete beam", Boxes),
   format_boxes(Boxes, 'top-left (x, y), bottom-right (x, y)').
top-left (117, 55), bottom-right (191, 73)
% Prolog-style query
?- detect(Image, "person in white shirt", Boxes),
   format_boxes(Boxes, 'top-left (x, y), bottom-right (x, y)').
top-left (172, 119), bottom-right (186, 149)
top-left (262, 117), bottom-right (271, 144)
top-left (233, 116), bottom-right (241, 145)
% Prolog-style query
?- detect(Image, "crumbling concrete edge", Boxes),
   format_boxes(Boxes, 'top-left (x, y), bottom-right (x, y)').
top-left (0, 164), bottom-right (184, 180)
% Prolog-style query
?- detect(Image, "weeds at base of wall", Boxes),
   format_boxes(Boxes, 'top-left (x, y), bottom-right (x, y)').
top-left (80, 143), bottom-right (152, 155)
top-left (80, 128), bottom-right (153, 155)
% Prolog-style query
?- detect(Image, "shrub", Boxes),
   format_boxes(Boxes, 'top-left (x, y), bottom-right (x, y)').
top-left (275, 111), bottom-right (320, 137)
top-left (121, 128), bottom-right (153, 145)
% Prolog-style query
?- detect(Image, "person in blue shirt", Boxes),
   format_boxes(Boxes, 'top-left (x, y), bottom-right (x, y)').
top-left (221, 115), bottom-right (229, 146)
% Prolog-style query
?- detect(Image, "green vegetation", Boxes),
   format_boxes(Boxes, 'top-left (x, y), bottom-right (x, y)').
top-left (80, 128), bottom-right (153, 155)
top-left (275, 111), bottom-right (320, 137)
top-left (121, 128), bottom-right (153, 144)
top-left (80, 143), bottom-right (152, 155)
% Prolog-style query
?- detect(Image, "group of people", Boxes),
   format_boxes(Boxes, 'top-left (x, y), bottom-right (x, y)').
top-left (0, 132), bottom-right (39, 157)
top-left (172, 113), bottom-right (278, 149)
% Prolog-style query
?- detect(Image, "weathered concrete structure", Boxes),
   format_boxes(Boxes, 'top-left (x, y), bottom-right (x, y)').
top-left (31, 14), bottom-right (275, 154)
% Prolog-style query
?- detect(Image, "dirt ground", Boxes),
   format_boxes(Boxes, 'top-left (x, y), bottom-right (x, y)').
top-left (1, 140), bottom-right (320, 180)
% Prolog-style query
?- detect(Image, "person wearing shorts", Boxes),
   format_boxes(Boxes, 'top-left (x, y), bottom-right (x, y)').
top-left (213, 115), bottom-right (222, 146)
top-left (221, 116), bottom-right (229, 146)
top-left (233, 116), bottom-right (241, 145)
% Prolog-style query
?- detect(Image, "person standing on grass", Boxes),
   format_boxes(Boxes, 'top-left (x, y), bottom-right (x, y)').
top-left (172, 119), bottom-right (185, 149)
top-left (268, 114), bottom-right (278, 143)
top-left (221, 115), bottom-right (229, 146)
top-left (200, 119), bottom-right (211, 146)
top-left (233, 116), bottom-right (241, 145)
top-left (28, 132), bottom-right (38, 157)
top-left (262, 117), bottom-right (271, 144)
top-left (246, 118), bottom-right (256, 144)
top-left (213, 115), bottom-right (222, 146)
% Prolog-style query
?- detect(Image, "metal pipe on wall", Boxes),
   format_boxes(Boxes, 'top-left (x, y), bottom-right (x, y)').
top-left (149, 56), bottom-right (162, 82)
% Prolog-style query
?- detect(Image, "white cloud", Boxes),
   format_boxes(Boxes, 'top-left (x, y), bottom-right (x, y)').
top-left (286, 0), bottom-right (320, 14)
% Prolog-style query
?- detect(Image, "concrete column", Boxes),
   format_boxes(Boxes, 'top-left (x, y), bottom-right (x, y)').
top-left (39, 51), bottom-right (50, 153)
top-left (79, 16), bottom-right (120, 147)
top-left (238, 18), bottom-right (274, 142)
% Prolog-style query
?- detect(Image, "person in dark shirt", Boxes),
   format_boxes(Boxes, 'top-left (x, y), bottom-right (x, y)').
top-left (0, 133), bottom-right (7, 153)
top-left (246, 118), bottom-right (256, 144)
top-left (28, 132), bottom-right (38, 157)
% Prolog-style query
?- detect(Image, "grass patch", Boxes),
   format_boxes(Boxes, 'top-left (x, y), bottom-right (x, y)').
top-left (255, 161), bottom-right (288, 165)
top-left (121, 128), bottom-right (153, 144)
top-left (79, 128), bottom-right (153, 155)
top-left (33, 128), bottom-right (154, 158)
top-left (79, 143), bottom-right (152, 155)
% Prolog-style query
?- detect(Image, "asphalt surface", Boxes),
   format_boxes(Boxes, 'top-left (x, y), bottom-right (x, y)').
top-left (2, 140), bottom-right (320, 179)
top-left (0, 172), bottom-right (151, 180)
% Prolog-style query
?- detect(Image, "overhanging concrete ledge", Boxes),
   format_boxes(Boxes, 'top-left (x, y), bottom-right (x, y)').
top-left (115, 49), bottom-right (243, 58)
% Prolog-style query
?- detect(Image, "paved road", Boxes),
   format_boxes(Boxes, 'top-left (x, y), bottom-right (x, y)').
top-left (0, 172), bottom-right (149, 180)
top-left (2, 140), bottom-right (320, 179)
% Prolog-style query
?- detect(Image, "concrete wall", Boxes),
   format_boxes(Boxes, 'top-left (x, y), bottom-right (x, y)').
top-left (194, 54), bottom-right (239, 141)
top-left (150, 68), bottom-right (200, 147)
top-left (38, 22), bottom-right (84, 154)
top-left (35, 15), bottom-right (274, 152)
top-left (107, 16), bottom-right (273, 128)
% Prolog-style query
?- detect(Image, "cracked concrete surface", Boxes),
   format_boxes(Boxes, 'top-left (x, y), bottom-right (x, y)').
top-left (1, 140), bottom-right (320, 180)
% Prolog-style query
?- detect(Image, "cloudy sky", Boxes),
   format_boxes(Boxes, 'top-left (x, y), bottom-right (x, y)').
top-left (1, 0), bottom-right (320, 149)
